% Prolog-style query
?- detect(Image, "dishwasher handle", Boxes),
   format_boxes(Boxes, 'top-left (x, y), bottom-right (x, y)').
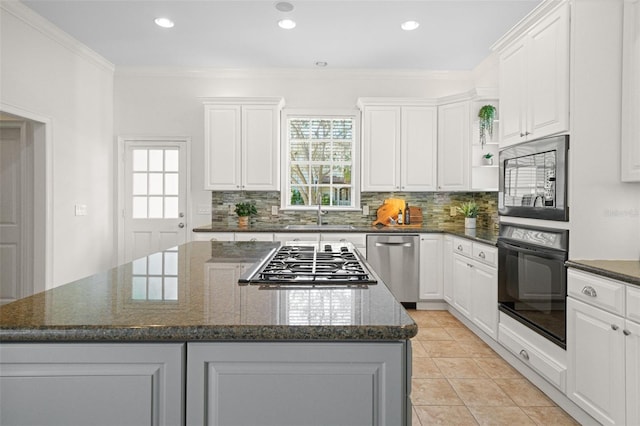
top-left (374, 242), bottom-right (413, 248)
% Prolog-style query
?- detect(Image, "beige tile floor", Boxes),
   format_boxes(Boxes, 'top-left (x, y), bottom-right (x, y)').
top-left (407, 309), bottom-right (579, 426)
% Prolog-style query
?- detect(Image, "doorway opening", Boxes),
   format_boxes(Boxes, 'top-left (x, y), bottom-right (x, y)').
top-left (0, 109), bottom-right (50, 302)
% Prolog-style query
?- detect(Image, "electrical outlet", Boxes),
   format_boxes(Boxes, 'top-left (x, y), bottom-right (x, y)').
top-left (450, 206), bottom-right (457, 217)
top-left (362, 205), bottom-right (369, 216)
top-left (271, 206), bottom-right (279, 215)
top-left (197, 204), bottom-right (211, 215)
top-left (227, 204), bottom-right (234, 215)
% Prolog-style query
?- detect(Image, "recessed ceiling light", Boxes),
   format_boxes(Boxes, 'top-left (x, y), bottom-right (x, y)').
top-left (315, 61), bottom-right (328, 67)
top-left (154, 17), bottom-right (175, 28)
top-left (401, 20), bottom-right (420, 31)
top-left (275, 2), bottom-right (294, 12)
top-left (278, 18), bottom-right (296, 29)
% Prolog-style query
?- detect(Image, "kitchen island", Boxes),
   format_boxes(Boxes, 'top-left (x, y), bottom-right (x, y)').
top-left (0, 241), bottom-right (417, 426)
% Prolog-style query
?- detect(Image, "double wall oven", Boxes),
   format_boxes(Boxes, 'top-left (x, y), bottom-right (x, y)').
top-left (498, 135), bottom-right (570, 349)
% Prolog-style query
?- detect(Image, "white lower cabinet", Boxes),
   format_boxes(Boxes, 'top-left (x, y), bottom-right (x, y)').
top-left (418, 234), bottom-right (443, 300)
top-left (450, 239), bottom-right (498, 339)
top-left (186, 342), bottom-right (409, 426)
top-left (0, 343), bottom-right (184, 426)
top-left (566, 269), bottom-right (640, 426)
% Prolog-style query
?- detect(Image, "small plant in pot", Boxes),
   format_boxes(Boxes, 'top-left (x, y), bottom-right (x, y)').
top-left (234, 202), bottom-right (257, 227)
top-left (482, 152), bottom-right (494, 165)
top-left (457, 201), bottom-right (478, 229)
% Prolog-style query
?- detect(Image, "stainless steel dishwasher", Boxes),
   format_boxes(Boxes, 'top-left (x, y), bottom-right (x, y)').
top-left (366, 234), bottom-right (420, 303)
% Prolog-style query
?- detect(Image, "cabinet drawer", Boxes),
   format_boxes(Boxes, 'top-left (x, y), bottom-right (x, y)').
top-left (452, 238), bottom-right (473, 258)
top-left (498, 321), bottom-right (566, 391)
top-left (472, 244), bottom-right (497, 267)
top-left (273, 233), bottom-right (320, 243)
top-left (627, 286), bottom-right (640, 323)
top-left (567, 269), bottom-right (625, 315)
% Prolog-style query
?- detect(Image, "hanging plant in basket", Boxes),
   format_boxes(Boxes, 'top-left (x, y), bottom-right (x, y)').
top-left (478, 105), bottom-right (496, 147)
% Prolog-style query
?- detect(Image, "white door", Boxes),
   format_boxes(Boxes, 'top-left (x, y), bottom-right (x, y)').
top-left (123, 140), bottom-right (188, 262)
top-left (0, 124), bottom-right (31, 304)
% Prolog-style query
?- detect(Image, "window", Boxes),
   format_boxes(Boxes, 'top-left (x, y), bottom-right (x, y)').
top-left (283, 113), bottom-right (359, 210)
top-left (131, 148), bottom-right (179, 219)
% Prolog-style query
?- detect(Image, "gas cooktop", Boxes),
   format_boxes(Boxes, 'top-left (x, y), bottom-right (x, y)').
top-left (238, 243), bottom-right (377, 288)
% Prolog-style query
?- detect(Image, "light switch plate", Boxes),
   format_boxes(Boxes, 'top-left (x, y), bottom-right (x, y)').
top-left (362, 205), bottom-right (369, 216)
top-left (75, 204), bottom-right (87, 216)
top-left (450, 206), bottom-right (457, 217)
top-left (197, 204), bottom-right (211, 215)
top-left (271, 206), bottom-right (279, 215)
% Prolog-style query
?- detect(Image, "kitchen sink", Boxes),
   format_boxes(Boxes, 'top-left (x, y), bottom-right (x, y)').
top-left (284, 224), bottom-right (357, 231)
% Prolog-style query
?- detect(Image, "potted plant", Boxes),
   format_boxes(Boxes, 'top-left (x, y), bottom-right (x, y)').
top-left (457, 201), bottom-right (478, 229)
top-left (234, 202), bottom-right (257, 227)
top-left (482, 152), bottom-right (494, 166)
top-left (478, 105), bottom-right (496, 147)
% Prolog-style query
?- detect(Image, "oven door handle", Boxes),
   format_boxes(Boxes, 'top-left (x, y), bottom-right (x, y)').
top-left (497, 240), bottom-right (567, 262)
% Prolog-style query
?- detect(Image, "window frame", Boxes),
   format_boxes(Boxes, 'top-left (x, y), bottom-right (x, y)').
top-left (280, 109), bottom-right (361, 211)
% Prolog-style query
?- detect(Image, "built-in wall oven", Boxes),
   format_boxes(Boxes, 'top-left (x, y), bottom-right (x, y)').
top-left (498, 223), bottom-right (569, 349)
top-left (499, 135), bottom-right (569, 221)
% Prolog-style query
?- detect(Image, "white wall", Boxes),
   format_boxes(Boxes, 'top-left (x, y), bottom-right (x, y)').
top-left (569, 0), bottom-right (640, 260)
top-left (114, 68), bottom-right (481, 230)
top-left (0, 2), bottom-right (115, 286)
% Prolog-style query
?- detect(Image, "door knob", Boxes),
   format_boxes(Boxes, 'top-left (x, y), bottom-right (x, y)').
top-left (178, 223), bottom-right (185, 228)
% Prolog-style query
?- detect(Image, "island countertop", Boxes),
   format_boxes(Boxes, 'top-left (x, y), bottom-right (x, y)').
top-left (0, 241), bottom-right (417, 342)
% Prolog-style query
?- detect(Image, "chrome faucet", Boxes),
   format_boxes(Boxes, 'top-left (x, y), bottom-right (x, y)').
top-left (316, 193), bottom-right (326, 226)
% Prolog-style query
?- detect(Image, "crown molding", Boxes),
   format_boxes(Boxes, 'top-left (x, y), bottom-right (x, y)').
top-left (114, 66), bottom-right (473, 81)
top-left (1, 0), bottom-right (114, 73)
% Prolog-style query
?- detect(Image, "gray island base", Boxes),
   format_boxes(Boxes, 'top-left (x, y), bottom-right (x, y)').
top-left (0, 241), bottom-right (417, 426)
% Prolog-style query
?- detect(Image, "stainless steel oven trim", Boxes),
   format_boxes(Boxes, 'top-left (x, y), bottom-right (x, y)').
top-left (498, 135), bottom-right (569, 221)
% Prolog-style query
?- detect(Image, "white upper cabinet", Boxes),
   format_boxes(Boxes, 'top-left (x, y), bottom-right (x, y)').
top-left (203, 98), bottom-right (284, 190)
top-left (494, 2), bottom-right (570, 147)
top-left (437, 101), bottom-right (470, 190)
top-left (359, 99), bottom-right (437, 192)
top-left (622, 0), bottom-right (640, 182)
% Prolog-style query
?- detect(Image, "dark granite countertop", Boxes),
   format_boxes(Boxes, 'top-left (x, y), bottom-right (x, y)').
top-left (0, 241), bottom-right (417, 343)
top-left (566, 260), bottom-right (640, 287)
top-left (193, 223), bottom-right (499, 246)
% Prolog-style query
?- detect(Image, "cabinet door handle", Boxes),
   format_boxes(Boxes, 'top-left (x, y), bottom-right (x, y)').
top-left (457, 245), bottom-right (463, 251)
top-left (623, 329), bottom-right (631, 336)
top-left (520, 132), bottom-right (526, 137)
top-left (519, 349), bottom-right (529, 361)
top-left (250, 238), bottom-right (257, 242)
top-left (478, 251), bottom-right (486, 259)
top-left (611, 324), bottom-right (619, 331)
top-left (581, 286), bottom-right (597, 297)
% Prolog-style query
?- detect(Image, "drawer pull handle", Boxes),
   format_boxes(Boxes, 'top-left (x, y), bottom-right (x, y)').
top-left (611, 324), bottom-right (619, 331)
top-left (457, 245), bottom-right (463, 251)
top-left (250, 238), bottom-right (257, 242)
top-left (581, 286), bottom-right (597, 297)
top-left (478, 251), bottom-right (486, 259)
top-left (519, 349), bottom-right (530, 361)
top-left (623, 329), bottom-right (631, 336)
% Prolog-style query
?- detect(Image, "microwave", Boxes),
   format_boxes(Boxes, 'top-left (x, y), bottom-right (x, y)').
top-left (498, 135), bottom-right (569, 221)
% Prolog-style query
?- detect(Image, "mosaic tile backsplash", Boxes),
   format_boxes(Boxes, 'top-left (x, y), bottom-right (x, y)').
top-left (211, 191), bottom-right (499, 230)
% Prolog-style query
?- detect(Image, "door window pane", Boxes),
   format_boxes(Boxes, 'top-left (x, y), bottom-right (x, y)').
top-left (165, 174), bottom-right (178, 195)
top-left (149, 150), bottom-right (163, 171)
top-left (133, 150), bottom-right (148, 171)
top-left (133, 173), bottom-right (147, 195)
top-left (165, 150), bottom-right (179, 172)
top-left (148, 173), bottom-right (163, 195)
top-left (148, 197), bottom-right (163, 218)
top-left (133, 197), bottom-right (148, 219)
